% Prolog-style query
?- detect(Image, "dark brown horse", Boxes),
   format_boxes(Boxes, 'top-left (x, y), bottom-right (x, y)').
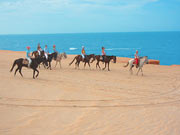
top-left (46, 52), bottom-right (58, 70)
top-left (10, 56), bottom-right (48, 79)
top-left (32, 50), bottom-right (45, 58)
top-left (69, 54), bottom-right (95, 69)
top-left (92, 55), bottom-right (116, 71)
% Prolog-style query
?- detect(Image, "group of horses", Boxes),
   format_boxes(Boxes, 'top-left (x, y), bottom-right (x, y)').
top-left (10, 50), bottom-right (148, 79)
top-left (10, 50), bottom-right (67, 79)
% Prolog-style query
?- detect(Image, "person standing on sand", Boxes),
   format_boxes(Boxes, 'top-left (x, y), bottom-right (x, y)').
top-left (134, 50), bottom-right (139, 68)
top-left (44, 45), bottom-right (49, 60)
top-left (81, 46), bottom-right (86, 61)
top-left (101, 46), bottom-right (106, 61)
top-left (26, 46), bottom-right (32, 67)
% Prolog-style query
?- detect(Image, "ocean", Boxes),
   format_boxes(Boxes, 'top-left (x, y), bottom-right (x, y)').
top-left (0, 32), bottom-right (180, 65)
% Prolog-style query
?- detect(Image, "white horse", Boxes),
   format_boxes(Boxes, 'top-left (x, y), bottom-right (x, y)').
top-left (124, 56), bottom-right (148, 76)
top-left (54, 52), bottom-right (67, 68)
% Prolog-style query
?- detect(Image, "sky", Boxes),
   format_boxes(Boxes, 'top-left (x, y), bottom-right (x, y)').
top-left (0, 0), bottom-right (180, 34)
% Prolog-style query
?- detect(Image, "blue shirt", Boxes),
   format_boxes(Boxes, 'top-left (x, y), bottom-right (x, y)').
top-left (44, 47), bottom-right (49, 53)
top-left (26, 50), bottom-right (30, 58)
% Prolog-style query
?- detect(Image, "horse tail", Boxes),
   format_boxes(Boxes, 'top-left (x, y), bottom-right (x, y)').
top-left (124, 61), bottom-right (129, 67)
top-left (10, 60), bottom-right (17, 72)
top-left (69, 56), bottom-right (77, 66)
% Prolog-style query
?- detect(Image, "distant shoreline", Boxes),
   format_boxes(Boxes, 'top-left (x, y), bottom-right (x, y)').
top-left (0, 31), bottom-right (180, 36)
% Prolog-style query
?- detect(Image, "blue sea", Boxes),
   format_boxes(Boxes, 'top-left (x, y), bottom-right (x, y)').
top-left (0, 32), bottom-right (180, 65)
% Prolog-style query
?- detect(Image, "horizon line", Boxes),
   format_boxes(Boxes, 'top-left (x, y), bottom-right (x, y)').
top-left (0, 30), bottom-right (180, 36)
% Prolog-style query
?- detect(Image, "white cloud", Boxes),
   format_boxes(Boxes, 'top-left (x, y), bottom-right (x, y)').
top-left (0, 0), bottom-right (159, 15)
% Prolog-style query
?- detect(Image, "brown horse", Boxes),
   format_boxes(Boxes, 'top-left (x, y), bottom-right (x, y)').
top-left (10, 56), bottom-right (48, 79)
top-left (69, 54), bottom-right (95, 69)
top-left (92, 55), bottom-right (116, 71)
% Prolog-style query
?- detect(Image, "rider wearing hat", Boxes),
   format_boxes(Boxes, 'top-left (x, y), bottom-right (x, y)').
top-left (101, 46), bottom-right (106, 61)
top-left (44, 45), bottom-right (49, 60)
top-left (53, 44), bottom-right (58, 53)
top-left (81, 46), bottom-right (86, 61)
top-left (37, 43), bottom-right (42, 56)
top-left (134, 50), bottom-right (139, 68)
top-left (26, 46), bottom-right (32, 67)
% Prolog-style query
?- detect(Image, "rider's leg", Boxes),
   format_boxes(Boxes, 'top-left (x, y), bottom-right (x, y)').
top-left (27, 57), bottom-right (32, 67)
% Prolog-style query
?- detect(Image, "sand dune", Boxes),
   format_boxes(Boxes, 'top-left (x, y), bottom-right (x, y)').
top-left (0, 50), bottom-right (180, 135)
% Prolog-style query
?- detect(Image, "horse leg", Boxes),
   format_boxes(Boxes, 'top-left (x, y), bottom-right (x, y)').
top-left (55, 61), bottom-right (58, 68)
top-left (14, 67), bottom-right (19, 76)
top-left (141, 68), bottom-right (143, 76)
top-left (108, 62), bottom-right (110, 71)
top-left (96, 61), bottom-right (101, 69)
top-left (35, 68), bottom-right (39, 78)
top-left (96, 62), bottom-right (98, 69)
top-left (59, 61), bottom-right (62, 68)
top-left (75, 61), bottom-right (78, 69)
top-left (77, 61), bottom-right (80, 69)
top-left (88, 62), bottom-right (91, 69)
top-left (33, 69), bottom-right (36, 79)
top-left (84, 62), bottom-right (86, 69)
top-left (136, 68), bottom-right (141, 76)
top-left (103, 63), bottom-right (107, 70)
top-left (19, 67), bottom-right (23, 77)
top-left (129, 66), bottom-right (133, 75)
top-left (49, 62), bottom-right (52, 70)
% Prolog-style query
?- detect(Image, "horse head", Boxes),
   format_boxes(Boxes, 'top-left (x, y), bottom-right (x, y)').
top-left (144, 56), bottom-right (148, 64)
top-left (89, 54), bottom-right (95, 63)
top-left (113, 56), bottom-right (116, 63)
top-left (50, 52), bottom-right (58, 60)
top-left (63, 52), bottom-right (67, 59)
top-left (40, 50), bottom-right (45, 57)
top-left (42, 56), bottom-right (48, 67)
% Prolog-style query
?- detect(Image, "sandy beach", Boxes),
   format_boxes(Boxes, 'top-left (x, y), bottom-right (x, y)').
top-left (0, 50), bottom-right (180, 135)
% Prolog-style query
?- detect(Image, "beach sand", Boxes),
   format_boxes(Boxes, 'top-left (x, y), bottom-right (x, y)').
top-left (0, 50), bottom-right (180, 135)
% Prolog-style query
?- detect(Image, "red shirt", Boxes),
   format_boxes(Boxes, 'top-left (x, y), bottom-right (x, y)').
top-left (102, 49), bottom-right (106, 55)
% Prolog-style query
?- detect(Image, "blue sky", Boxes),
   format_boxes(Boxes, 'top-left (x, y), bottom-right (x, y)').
top-left (0, 0), bottom-right (180, 34)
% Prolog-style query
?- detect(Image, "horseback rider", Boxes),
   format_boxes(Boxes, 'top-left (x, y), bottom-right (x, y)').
top-left (134, 50), bottom-right (139, 68)
top-left (53, 44), bottom-right (58, 60)
top-left (44, 45), bottom-right (49, 60)
top-left (53, 44), bottom-right (58, 53)
top-left (102, 46), bottom-right (106, 61)
top-left (26, 46), bottom-right (32, 67)
top-left (81, 46), bottom-right (86, 61)
top-left (37, 43), bottom-right (42, 56)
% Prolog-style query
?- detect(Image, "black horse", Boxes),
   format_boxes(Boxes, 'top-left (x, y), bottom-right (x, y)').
top-left (92, 55), bottom-right (116, 71)
top-left (32, 50), bottom-right (45, 58)
top-left (69, 54), bottom-right (95, 69)
top-left (46, 52), bottom-right (58, 70)
top-left (10, 56), bottom-right (48, 79)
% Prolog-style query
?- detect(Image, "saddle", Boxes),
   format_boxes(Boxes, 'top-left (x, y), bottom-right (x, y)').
top-left (22, 59), bottom-right (29, 65)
